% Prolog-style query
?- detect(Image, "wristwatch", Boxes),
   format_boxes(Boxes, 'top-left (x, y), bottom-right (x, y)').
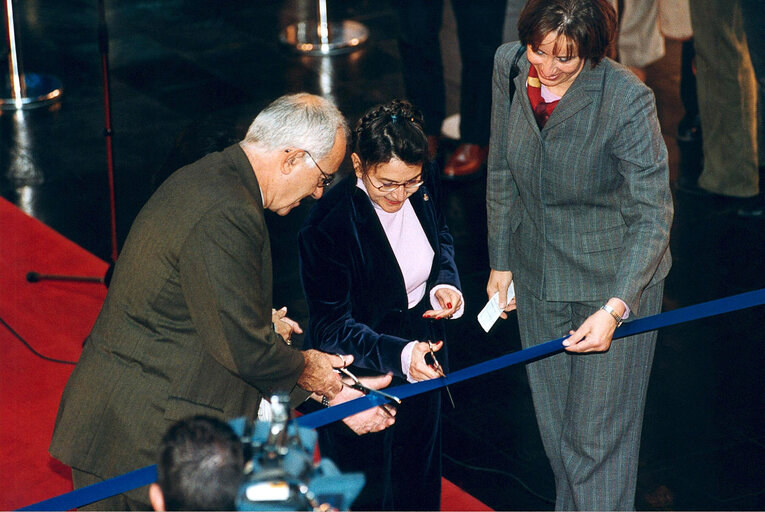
top-left (601, 304), bottom-right (623, 328)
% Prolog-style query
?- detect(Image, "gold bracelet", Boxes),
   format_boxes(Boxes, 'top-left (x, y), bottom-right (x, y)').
top-left (600, 304), bottom-right (623, 327)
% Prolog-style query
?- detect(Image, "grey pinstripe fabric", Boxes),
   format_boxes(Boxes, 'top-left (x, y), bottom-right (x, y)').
top-left (487, 42), bottom-right (672, 315)
top-left (516, 282), bottom-right (662, 510)
top-left (487, 41), bottom-right (673, 510)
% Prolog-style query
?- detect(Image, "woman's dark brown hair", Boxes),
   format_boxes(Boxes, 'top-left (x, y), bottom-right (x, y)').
top-left (352, 99), bottom-right (429, 176)
top-left (518, 0), bottom-right (617, 66)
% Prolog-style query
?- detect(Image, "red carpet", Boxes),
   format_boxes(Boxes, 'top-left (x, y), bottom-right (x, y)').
top-left (0, 197), bottom-right (108, 510)
top-left (0, 197), bottom-right (490, 511)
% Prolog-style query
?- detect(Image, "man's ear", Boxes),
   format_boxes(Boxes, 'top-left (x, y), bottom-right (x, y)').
top-left (149, 483), bottom-right (165, 511)
top-left (281, 149), bottom-right (303, 175)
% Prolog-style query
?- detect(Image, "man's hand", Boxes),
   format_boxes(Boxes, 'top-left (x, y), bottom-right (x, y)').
top-left (334, 374), bottom-right (397, 435)
top-left (408, 341), bottom-right (444, 381)
top-left (298, 350), bottom-right (350, 399)
top-left (272, 306), bottom-right (302, 344)
top-left (487, 269), bottom-right (516, 319)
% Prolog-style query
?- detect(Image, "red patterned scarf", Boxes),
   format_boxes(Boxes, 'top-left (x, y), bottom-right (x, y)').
top-left (527, 65), bottom-right (559, 129)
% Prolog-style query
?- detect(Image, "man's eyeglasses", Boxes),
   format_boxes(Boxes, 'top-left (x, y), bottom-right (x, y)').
top-left (367, 174), bottom-right (424, 193)
top-left (302, 150), bottom-right (334, 188)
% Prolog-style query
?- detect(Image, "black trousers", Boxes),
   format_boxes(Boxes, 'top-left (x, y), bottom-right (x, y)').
top-left (394, 0), bottom-right (507, 144)
top-left (318, 386), bottom-right (442, 510)
top-left (317, 296), bottom-right (446, 510)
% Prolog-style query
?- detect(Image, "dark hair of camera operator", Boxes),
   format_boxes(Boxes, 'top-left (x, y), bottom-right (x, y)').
top-left (150, 415), bottom-right (244, 511)
top-left (298, 99), bottom-right (463, 510)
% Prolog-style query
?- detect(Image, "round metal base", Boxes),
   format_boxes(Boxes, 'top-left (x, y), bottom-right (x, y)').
top-left (1, 73), bottom-right (63, 110)
top-left (280, 20), bottom-right (368, 55)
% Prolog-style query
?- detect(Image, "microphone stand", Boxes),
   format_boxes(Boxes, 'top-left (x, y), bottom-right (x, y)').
top-left (99, 0), bottom-right (119, 265)
top-left (26, 0), bottom-right (117, 286)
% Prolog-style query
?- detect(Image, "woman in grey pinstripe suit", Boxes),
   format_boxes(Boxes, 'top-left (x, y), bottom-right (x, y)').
top-left (486, 0), bottom-right (673, 509)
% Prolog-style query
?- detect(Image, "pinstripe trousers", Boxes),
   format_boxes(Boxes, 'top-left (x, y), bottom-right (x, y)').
top-left (516, 282), bottom-right (663, 511)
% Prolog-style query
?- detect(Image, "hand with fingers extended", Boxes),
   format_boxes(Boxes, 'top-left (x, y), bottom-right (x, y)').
top-left (333, 374), bottom-right (397, 435)
top-left (298, 350), bottom-right (351, 399)
top-left (486, 269), bottom-right (517, 319)
top-left (408, 341), bottom-right (445, 381)
top-left (422, 288), bottom-right (462, 319)
top-left (272, 306), bottom-right (303, 345)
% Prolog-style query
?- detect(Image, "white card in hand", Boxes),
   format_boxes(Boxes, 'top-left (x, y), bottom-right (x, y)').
top-left (477, 282), bottom-right (515, 332)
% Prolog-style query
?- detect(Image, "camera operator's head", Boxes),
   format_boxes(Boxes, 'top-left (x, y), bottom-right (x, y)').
top-left (150, 415), bottom-right (244, 511)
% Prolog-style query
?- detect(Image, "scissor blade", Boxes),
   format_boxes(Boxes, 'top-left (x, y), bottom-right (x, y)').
top-left (426, 341), bottom-right (455, 408)
top-left (349, 382), bottom-right (402, 404)
top-left (340, 367), bottom-right (402, 404)
top-left (443, 380), bottom-right (456, 408)
top-left (430, 354), bottom-right (456, 408)
top-left (365, 386), bottom-right (402, 405)
top-left (337, 367), bottom-right (359, 383)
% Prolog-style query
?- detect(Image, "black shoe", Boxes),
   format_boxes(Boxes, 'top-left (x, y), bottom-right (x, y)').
top-left (676, 176), bottom-right (714, 197)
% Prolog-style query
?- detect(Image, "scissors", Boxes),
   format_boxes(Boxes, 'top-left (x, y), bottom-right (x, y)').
top-left (335, 366), bottom-right (402, 405)
top-left (426, 319), bottom-right (455, 408)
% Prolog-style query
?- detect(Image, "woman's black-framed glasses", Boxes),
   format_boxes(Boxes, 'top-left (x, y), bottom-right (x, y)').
top-left (303, 150), bottom-right (334, 188)
top-left (367, 174), bottom-right (424, 193)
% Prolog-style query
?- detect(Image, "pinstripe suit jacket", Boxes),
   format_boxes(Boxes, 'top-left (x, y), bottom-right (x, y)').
top-left (487, 42), bottom-right (672, 314)
top-left (49, 145), bottom-right (308, 481)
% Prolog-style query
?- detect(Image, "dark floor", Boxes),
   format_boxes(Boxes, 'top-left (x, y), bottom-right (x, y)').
top-left (2, 1), bottom-right (764, 510)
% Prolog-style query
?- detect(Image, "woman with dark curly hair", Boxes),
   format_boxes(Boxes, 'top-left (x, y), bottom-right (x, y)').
top-left (298, 99), bottom-right (463, 510)
top-left (486, 0), bottom-right (673, 509)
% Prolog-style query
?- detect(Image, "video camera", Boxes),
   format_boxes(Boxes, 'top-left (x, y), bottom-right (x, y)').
top-left (232, 393), bottom-right (365, 511)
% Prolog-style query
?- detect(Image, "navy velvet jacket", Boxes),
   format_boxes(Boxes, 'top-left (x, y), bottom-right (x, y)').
top-left (298, 163), bottom-right (461, 380)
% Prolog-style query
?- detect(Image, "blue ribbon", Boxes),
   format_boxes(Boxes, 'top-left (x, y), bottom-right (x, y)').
top-left (19, 288), bottom-right (765, 511)
top-left (300, 287), bottom-right (765, 427)
top-left (20, 466), bottom-right (158, 511)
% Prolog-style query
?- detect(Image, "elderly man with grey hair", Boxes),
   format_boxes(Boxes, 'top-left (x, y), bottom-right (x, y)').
top-left (50, 93), bottom-right (395, 511)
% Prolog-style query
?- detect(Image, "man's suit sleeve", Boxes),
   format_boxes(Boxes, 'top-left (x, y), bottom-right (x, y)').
top-left (178, 204), bottom-right (307, 397)
top-left (487, 43), bottom-right (520, 271)
top-left (610, 83), bottom-right (673, 312)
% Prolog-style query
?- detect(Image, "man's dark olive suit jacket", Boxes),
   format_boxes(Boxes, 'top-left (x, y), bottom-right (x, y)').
top-left (50, 144), bottom-right (307, 483)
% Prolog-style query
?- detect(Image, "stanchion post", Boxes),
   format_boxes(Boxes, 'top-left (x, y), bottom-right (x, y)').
top-left (1, 0), bottom-right (63, 110)
top-left (280, 0), bottom-right (368, 55)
